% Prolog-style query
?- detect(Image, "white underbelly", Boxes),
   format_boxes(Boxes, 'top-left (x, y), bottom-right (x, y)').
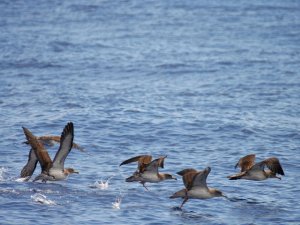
top-left (49, 169), bottom-right (67, 180)
top-left (141, 173), bottom-right (160, 183)
top-left (188, 188), bottom-right (212, 199)
top-left (243, 171), bottom-right (267, 181)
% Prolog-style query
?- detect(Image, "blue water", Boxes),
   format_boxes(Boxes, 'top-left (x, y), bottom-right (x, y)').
top-left (1, 0), bottom-right (300, 224)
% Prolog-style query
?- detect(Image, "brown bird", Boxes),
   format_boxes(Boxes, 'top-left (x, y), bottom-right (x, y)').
top-left (170, 167), bottom-right (225, 208)
top-left (22, 122), bottom-right (79, 182)
top-left (120, 155), bottom-right (176, 190)
top-left (227, 154), bottom-right (285, 181)
top-left (20, 134), bottom-right (83, 180)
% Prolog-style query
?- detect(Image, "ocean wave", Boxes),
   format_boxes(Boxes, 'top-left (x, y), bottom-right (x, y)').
top-left (31, 193), bottom-right (56, 205)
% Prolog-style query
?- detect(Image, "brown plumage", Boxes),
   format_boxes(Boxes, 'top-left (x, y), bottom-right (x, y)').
top-left (260, 157), bottom-right (285, 175)
top-left (120, 155), bottom-right (164, 174)
top-left (176, 168), bottom-right (198, 176)
top-left (23, 128), bottom-right (53, 174)
top-left (22, 122), bottom-right (78, 182)
top-left (234, 154), bottom-right (256, 172)
top-left (228, 154), bottom-right (284, 181)
top-left (21, 128), bottom-right (84, 180)
top-left (24, 135), bottom-right (85, 152)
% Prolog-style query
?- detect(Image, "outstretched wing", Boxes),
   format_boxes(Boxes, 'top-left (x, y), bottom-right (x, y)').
top-left (190, 167), bottom-right (211, 190)
top-left (38, 136), bottom-right (60, 145)
top-left (119, 155), bottom-right (152, 167)
top-left (24, 135), bottom-right (85, 152)
top-left (39, 136), bottom-right (84, 151)
top-left (143, 156), bottom-right (167, 174)
top-left (177, 168), bottom-right (198, 176)
top-left (20, 148), bottom-right (38, 178)
top-left (22, 127), bottom-right (52, 173)
top-left (260, 157), bottom-right (284, 175)
top-left (182, 171), bottom-right (198, 190)
top-left (52, 122), bottom-right (74, 170)
top-left (235, 154), bottom-right (256, 172)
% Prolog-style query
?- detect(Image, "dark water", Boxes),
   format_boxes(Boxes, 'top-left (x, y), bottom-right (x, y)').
top-left (0, 0), bottom-right (300, 224)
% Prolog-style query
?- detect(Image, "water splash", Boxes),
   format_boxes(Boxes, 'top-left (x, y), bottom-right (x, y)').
top-left (97, 179), bottom-right (109, 190)
top-left (90, 176), bottom-right (114, 190)
top-left (31, 193), bottom-right (56, 205)
top-left (112, 197), bottom-right (122, 209)
top-left (15, 177), bottom-right (30, 182)
top-left (0, 167), bottom-right (8, 181)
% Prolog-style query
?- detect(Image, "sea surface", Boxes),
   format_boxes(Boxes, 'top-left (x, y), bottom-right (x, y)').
top-left (0, 0), bottom-right (299, 224)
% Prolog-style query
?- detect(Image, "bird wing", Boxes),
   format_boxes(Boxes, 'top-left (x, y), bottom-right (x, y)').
top-left (156, 156), bottom-right (166, 169)
top-left (120, 155), bottom-right (156, 173)
top-left (182, 171), bottom-right (198, 190)
top-left (38, 135), bottom-right (85, 152)
top-left (23, 136), bottom-right (59, 146)
top-left (235, 154), bottom-right (256, 172)
top-left (177, 168), bottom-right (198, 176)
top-left (20, 148), bottom-right (38, 178)
top-left (38, 135), bottom-right (60, 144)
top-left (260, 157), bottom-right (285, 175)
top-left (71, 142), bottom-right (85, 152)
top-left (190, 167), bottom-right (211, 190)
top-left (143, 156), bottom-right (167, 174)
top-left (22, 127), bottom-right (52, 173)
top-left (119, 155), bottom-right (152, 166)
top-left (52, 122), bottom-right (74, 170)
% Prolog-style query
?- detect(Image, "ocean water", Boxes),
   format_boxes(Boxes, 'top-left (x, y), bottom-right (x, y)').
top-left (0, 0), bottom-right (300, 224)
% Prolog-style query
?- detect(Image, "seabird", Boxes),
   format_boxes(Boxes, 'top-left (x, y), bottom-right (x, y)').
top-left (170, 167), bottom-right (224, 208)
top-left (120, 155), bottom-right (176, 190)
top-left (227, 154), bottom-right (285, 181)
top-left (20, 134), bottom-right (83, 180)
top-left (22, 122), bottom-right (79, 182)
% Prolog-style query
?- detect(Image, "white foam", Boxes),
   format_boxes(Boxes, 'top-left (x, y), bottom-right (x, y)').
top-left (15, 177), bottom-right (30, 182)
top-left (0, 167), bottom-right (8, 181)
top-left (89, 179), bottom-right (109, 189)
top-left (31, 193), bottom-right (56, 205)
top-left (97, 179), bottom-right (109, 190)
top-left (112, 197), bottom-right (122, 209)
top-left (90, 176), bottom-right (114, 190)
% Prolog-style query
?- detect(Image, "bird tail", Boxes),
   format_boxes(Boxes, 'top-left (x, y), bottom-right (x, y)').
top-left (125, 175), bottom-right (140, 182)
top-left (227, 173), bottom-right (243, 180)
top-left (170, 189), bottom-right (186, 198)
